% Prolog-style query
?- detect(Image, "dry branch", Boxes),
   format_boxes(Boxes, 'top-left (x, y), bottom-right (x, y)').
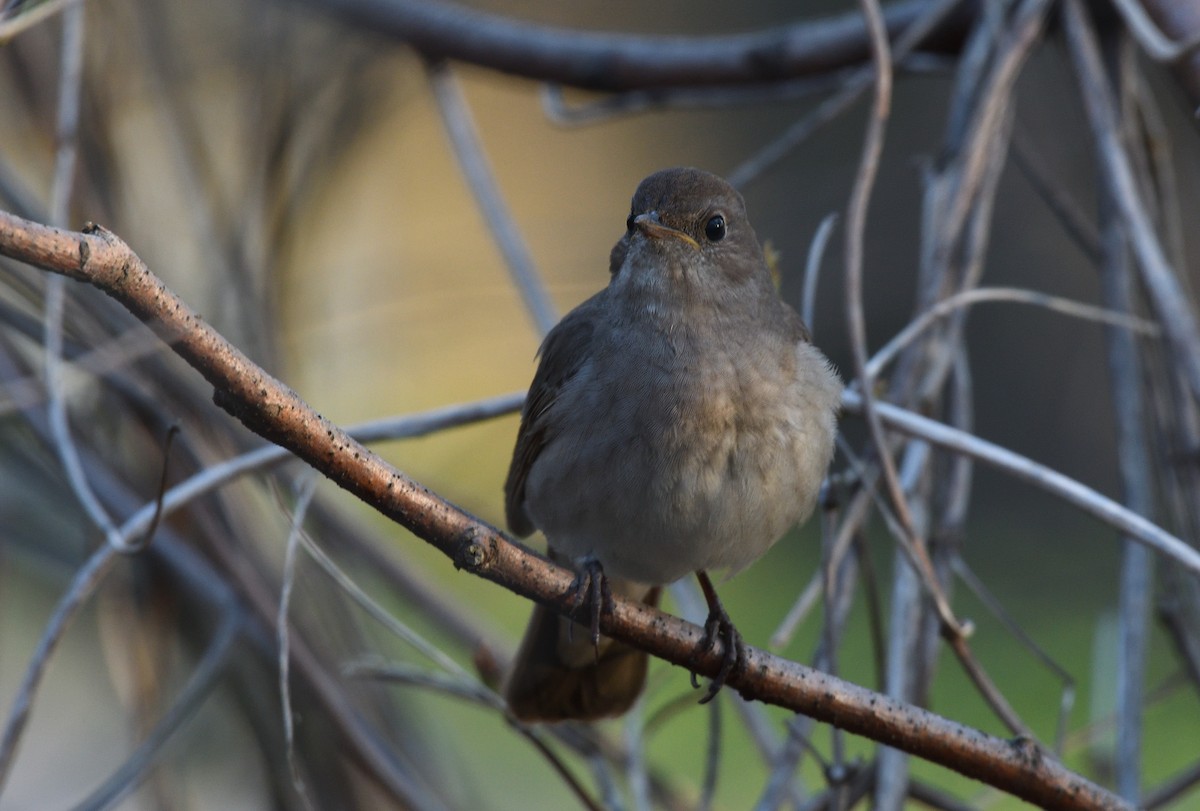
top-left (303, 0), bottom-right (973, 91)
top-left (0, 208), bottom-right (1134, 810)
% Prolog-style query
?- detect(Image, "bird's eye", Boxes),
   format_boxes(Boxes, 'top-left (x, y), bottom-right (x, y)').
top-left (626, 214), bottom-right (636, 232)
top-left (704, 215), bottom-right (726, 242)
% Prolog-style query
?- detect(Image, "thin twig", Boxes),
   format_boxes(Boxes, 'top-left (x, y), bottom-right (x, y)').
top-left (43, 3), bottom-right (125, 552)
top-left (1063, 0), bottom-right (1200, 404)
top-left (865, 286), bottom-right (1160, 380)
top-left (1098, 33), bottom-right (1154, 803)
top-left (802, 212), bottom-right (838, 336)
top-left (952, 557), bottom-right (1076, 754)
top-left (623, 696), bottom-right (652, 811)
top-left (116, 392), bottom-right (524, 543)
top-left (844, 0), bottom-right (965, 643)
top-left (346, 660), bottom-right (606, 811)
top-left (698, 699), bottom-right (721, 811)
top-left (1107, 0), bottom-right (1200, 62)
top-left (1009, 126), bottom-right (1103, 262)
top-left (298, 526), bottom-right (472, 679)
top-left (727, 0), bottom-right (965, 189)
top-left (0, 0), bottom-right (79, 43)
top-left (70, 607), bottom-right (242, 811)
top-left (0, 545), bottom-right (118, 789)
top-left (841, 390), bottom-right (1200, 576)
top-left (278, 475), bottom-right (320, 811)
top-left (125, 424), bottom-right (180, 553)
top-left (427, 62), bottom-right (558, 336)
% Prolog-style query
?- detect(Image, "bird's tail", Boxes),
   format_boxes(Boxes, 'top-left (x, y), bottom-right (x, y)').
top-left (505, 578), bottom-right (660, 722)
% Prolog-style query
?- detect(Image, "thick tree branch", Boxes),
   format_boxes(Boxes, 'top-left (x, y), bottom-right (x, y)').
top-left (0, 209), bottom-right (1130, 810)
top-left (301, 0), bottom-right (974, 91)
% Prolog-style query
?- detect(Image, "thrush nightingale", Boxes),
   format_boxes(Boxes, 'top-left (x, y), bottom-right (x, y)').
top-left (504, 167), bottom-right (842, 722)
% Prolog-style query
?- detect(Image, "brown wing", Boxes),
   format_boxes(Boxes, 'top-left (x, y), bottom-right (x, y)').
top-left (504, 292), bottom-right (604, 536)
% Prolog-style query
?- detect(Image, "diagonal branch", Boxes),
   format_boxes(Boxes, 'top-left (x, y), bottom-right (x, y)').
top-left (0, 209), bottom-right (1132, 811)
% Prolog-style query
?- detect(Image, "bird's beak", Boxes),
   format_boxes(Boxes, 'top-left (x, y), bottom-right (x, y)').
top-left (634, 212), bottom-right (700, 250)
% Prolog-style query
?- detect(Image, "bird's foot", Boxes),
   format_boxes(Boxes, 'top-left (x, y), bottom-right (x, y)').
top-left (562, 557), bottom-right (613, 660)
top-left (688, 570), bottom-right (747, 704)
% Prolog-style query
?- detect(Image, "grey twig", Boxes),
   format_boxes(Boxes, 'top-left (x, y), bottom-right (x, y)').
top-left (0, 545), bottom-right (118, 789)
top-left (726, 0), bottom-right (965, 190)
top-left (1010, 126), bottom-right (1103, 262)
top-left (427, 62), bottom-right (558, 335)
top-left (0, 0), bottom-right (79, 43)
top-left (801, 212), bottom-right (838, 336)
top-left (1063, 0), bottom-right (1200, 404)
top-left (698, 700), bottom-right (722, 811)
top-left (844, 0), bottom-right (965, 650)
top-left (952, 557), bottom-right (1077, 753)
top-left (1098, 33), bottom-right (1155, 804)
top-left (1107, 0), bottom-right (1200, 62)
top-left (345, 660), bottom-right (607, 811)
top-left (865, 286), bottom-right (1160, 380)
top-left (841, 390), bottom-right (1200, 576)
top-left (116, 392), bottom-right (524, 543)
top-left (70, 608), bottom-right (242, 811)
top-left (278, 475), bottom-right (321, 811)
top-left (42, 3), bottom-right (125, 552)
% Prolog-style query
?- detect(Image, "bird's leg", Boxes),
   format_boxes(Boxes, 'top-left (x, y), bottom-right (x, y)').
top-left (689, 570), bottom-right (746, 704)
top-left (561, 556), bottom-right (613, 659)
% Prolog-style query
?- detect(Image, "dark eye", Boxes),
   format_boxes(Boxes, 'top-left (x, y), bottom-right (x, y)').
top-left (626, 214), bottom-right (636, 232)
top-left (704, 214), bottom-right (726, 242)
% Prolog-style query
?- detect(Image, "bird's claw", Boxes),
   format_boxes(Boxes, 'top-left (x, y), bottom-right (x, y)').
top-left (689, 604), bottom-right (746, 703)
top-left (562, 558), bottom-right (613, 660)
top-left (688, 571), bottom-right (747, 703)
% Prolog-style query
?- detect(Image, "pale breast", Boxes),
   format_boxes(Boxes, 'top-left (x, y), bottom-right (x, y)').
top-left (523, 330), bottom-right (841, 586)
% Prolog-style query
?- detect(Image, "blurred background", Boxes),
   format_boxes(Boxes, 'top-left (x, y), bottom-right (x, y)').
top-left (2, 0), bottom-right (1200, 808)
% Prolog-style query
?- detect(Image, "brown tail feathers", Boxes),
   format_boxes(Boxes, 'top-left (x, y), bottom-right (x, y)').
top-left (505, 581), bottom-right (661, 722)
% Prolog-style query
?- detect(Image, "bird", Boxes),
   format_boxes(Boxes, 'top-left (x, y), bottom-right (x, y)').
top-left (503, 167), bottom-right (842, 722)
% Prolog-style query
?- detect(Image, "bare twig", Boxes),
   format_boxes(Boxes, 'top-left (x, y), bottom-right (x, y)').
top-left (802, 212), bottom-right (838, 336)
top-left (345, 661), bottom-right (606, 811)
top-left (1063, 0), bottom-right (1200, 405)
top-left (622, 697), bottom-right (652, 811)
top-left (1098, 32), bottom-right (1155, 804)
top-left (727, 0), bottom-right (965, 189)
top-left (0, 0), bottom-right (80, 43)
top-left (952, 558), bottom-right (1076, 753)
top-left (116, 392), bottom-right (524, 544)
top-left (840, 389), bottom-right (1200, 576)
top-left (698, 700), bottom-right (721, 811)
top-left (427, 62), bottom-right (558, 336)
top-left (278, 476), bottom-right (321, 811)
top-left (70, 607), bottom-right (242, 811)
top-left (0, 545), bottom-right (118, 789)
top-left (843, 0), bottom-right (966, 669)
top-left (1107, 0), bottom-right (1200, 62)
top-left (865, 286), bottom-right (1160, 380)
top-left (43, 3), bottom-right (126, 552)
top-left (1010, 126), bottom-right (1103, 262)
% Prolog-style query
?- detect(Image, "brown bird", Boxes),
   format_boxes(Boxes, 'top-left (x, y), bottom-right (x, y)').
top-left (503, 167), bottom-right (842, 722)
